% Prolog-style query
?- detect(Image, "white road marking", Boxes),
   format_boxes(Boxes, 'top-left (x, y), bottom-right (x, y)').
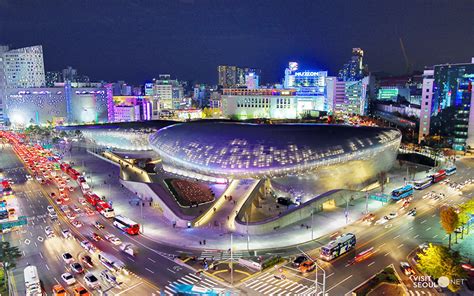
top-left (421, 220), bottom-right (427, 224)
top-left (414, 234), bottom-right (420, 239)
top-left (379, 243), bottom-right (386, 248)
top-left (384, 252), bottom-right (390, 256)
top-left (394, 234), bottom-right (400, 239)
top-left (327, 272), bottom-right (335, 278)
top-left (45, 264), bottom-right (50, 270)
top-left (147, 257), bottom-right (156, 263)
top-left (426, 227), bottom-right (431, 231)
top-left (397, 244), bottom-right (404, 249)
top-left (433, 235), bottom-right (438, 239)
top-left (166, 268), bottom-right (176, 274)
top-left (368, 261), bottom-right (375, 266)
top-left (39, 252), bottom-right (43, 259)
top-left (432, 214), bottom-right (436, 217)
top-left (326, 275), bottom-right (353, 292)
top-left (145, 268), bottom-right (155, 274)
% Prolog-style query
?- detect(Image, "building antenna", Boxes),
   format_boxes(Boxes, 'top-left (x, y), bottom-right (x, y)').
top-left (399, 37), bottom-right (411, 74)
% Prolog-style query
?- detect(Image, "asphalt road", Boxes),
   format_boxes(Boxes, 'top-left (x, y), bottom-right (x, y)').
top-left (1, 143), bottom-right (231, 295)
top-left (238, 157), bottom-right (474, 296)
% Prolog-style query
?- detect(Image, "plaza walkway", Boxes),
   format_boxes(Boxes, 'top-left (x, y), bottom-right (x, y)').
top-left (64, 147), bottom-right (419, 251)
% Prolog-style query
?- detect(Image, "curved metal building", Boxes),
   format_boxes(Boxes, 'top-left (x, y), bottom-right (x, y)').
top-left (149, 122), bottom-right (401, 180)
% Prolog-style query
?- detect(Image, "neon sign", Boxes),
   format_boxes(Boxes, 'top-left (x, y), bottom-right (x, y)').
top-left (294, 71), bottom-right (322, 77)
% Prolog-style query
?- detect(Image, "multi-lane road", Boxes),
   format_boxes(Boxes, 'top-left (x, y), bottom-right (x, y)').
top-left (1, 144), bottom-right (231, 295)
top-left (3, 138), bottom-right (473, 296)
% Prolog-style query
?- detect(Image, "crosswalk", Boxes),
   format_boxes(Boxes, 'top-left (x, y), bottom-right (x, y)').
top-left (244, 273), bottom-right (315, 295)
top-left (199, 249), bottom-right (250, 260)
top-left (163, 273), bottom-right (223, 296)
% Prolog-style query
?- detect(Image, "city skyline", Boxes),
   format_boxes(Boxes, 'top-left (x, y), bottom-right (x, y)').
top-left (1, 0), bottom-right (473, 84)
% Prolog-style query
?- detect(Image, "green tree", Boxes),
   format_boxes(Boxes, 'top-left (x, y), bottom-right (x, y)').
top-left (418, 244), bottom-right (466, 292)
top-left (0, 241), bottom-right (22, 290)
top-left (458, 199), bottom-right (474, 236)
top-left (440, 206), bottom-right (459, 249)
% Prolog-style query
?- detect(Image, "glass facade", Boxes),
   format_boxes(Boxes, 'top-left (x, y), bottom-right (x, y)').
top-left (430, 63), bottom-right (474, 150)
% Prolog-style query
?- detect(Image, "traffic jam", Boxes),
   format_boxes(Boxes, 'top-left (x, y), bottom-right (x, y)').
top-left (1, 131), bottom-right (140, 296)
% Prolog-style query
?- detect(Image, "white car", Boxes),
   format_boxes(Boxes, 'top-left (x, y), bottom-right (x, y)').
top-left (61, 272), bottom-right (76, 285)
top-left (47, 205), bottom-right (55, 214)
top-left (45, 226), bottom-right (55, 238)
top-left (80, 240), bottom-right (96, 253)
top-left (62, 252), bottom-right (74, 264)
top-left (104, 233), bottom-right (122, 245)
top-left (72, 220), bottom-right (83, 228)
top-left (49, 212), bottom-right (58, 220)
top-left (84, 272), bottom-right (100, 289)
top-left (387, 212), bottom-right (398, 219)
top-left (61, 228), bottom-right (72, 238)
top-left (79, 198), bottom-right (87, 205)
top-left (72, 205), bottom-right (82, 213)
top-left (375, 216), bottom-right (389, 225)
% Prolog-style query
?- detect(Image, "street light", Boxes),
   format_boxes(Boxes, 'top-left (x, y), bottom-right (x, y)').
top-left (297, 246), bottom-right (326, 295)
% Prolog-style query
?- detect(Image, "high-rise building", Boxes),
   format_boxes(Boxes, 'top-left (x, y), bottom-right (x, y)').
top-left (338, 48), bottom-right (367, 82)
top-left (218, 65), bottom-right (261, 87)
top-left (418, 58), bottom-right (474, 150)
top-left (150, 75), bottom-right (184, 118)
top-left (326, 76), bottom-right (370, 117)
top-left (0, 45), bottom-right (46, 125)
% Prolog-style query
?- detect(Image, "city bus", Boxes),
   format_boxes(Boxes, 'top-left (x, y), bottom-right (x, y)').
top-left (96, 201), bottom-right (115, 218)
top-left (113, 215), bottom-right (140, 235)
top-left (319, 233), bottom-right (356, 261)
top-left (413, 177), bottom-right (432, 190)
top-left (391, 184), bottom-right (414, 201)
top-left (98, 251), bottom-right (126, 273)
top-left (445, 166), bottom-right (457, 176)
top-left (431, 170), bottom-right (447, 183)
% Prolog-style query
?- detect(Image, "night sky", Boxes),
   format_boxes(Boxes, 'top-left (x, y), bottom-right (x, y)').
top-left (1, 0), bottom-right (473, 84)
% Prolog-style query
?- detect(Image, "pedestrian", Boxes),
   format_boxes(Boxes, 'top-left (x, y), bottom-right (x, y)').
top-left (203, 240), bottom-right (206, 245)
top-left (199, 241), bottom-right (202, 245)
top-left (142, 202), bottom-right (145, 207)
top-left (149, 201), bottom-right (152, 206)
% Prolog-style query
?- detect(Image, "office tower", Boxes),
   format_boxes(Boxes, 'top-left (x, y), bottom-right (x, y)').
top-left (0, 45), bottom-right (46, 125)
top-left (418, 58), bottom-right (474, 150)
top-left (338, 48), bottom-right (367, 82)
top-left (218, 65), bottom-right (261, 87)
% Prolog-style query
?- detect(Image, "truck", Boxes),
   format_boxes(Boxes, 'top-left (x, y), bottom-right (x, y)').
top-left (80, 182), bottom-right (90, 194)
top-left (66, 167), bottom-right (81, 180)
top-left (24, 265), bottom-right (43, 296)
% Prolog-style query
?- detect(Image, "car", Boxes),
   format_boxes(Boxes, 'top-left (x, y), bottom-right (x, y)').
top-left (72, 220), bottom-right (83, 228)
top-left (54, 197), bottom-right (63, 205)
top-left (66, 212), bottom-right (76, 220)
top-left (104, 233), bottom-right (122, 245)
top-left (49, 211), bottom-right (58, 220)
top-left (79, 198), bottom-right (87, 205)
top-left (91, 233), bottom-right (102, 241)
top-left (81, 255), bottom-right (94, 268)
top-left (100, 269), bottom-right (117, 285)
top-left (419, 243), bottom-right (429, 251)
top-left (70, 262), bottom-right (84, 274)
top-left (388, 212), bottom-right (398, 219)
top-left (362, 213), bottom-right (376, 223)
top-left (400, 200), bottom-right (410, 210)
top-left (400, 261), bottom-right (416, 276)
top-left (293, 255), bottom-right (308, 267)
top-left (47, 205), bottom-right (55, 214)
top-left (61, 205), bottom-right (70, 213)
top-left (73, 285), bottom-right (90, 296)
top-left (407, 208), bottom-right (417, 217)
top-left (45, 226), bottom-right (55, 238)
top-left (62, 252), bottom-right (74, 264)
top-left (52, 284), bottom-right (67, 296)
top-left (25, 174), bottom-right (33, 181)
top-left (61, 272), bottom-right (76, 285)
top-left (84, 208), bottom-right (94, 216)
top-left (69, 186), bottom-right (75, 192)
top-left (299, 260), bottom-right (316, 273)
top-left (35, 176), bottom-right (43, 182)
top-left (72, 205), bottom-right (82, 213)
top-left (93, 221), bottom-right (104, 229)
top-left (50, 192), bottom-right (56, 198)
top-left (84, 272), bottom-right (100, 289)
top-left (61, 228), bottom-right (72, 238)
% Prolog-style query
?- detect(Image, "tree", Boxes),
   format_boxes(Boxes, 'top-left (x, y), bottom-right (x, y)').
top-left (440, 206), bottom-right (459, 249)
top-left (0, 241), bottom-right (22, 289)
top-left (458, 199), bottom-right (474, 236)
top-left (417, 244), bottom-right (466, 292)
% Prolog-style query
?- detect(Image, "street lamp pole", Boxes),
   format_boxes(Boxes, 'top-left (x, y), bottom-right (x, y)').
top-left (230, 232), bottom-right (234, 286)
top-left (365, 193), bottom-right (369, 214)
top-left (345, 197), bottom-right (349, 224)
top-left (245, 213), bottom-right (250, 252)
top-left (311, 209), bottom-right (314, 240)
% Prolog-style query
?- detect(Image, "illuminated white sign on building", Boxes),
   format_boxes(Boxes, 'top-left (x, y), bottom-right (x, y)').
top-left (294, 71), bottom-right (322, 77)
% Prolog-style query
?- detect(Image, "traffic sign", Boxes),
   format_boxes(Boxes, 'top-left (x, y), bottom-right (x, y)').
top-left (369, 194), bottom-right (389, 203)
top-left (0, 216), bottom-right (28, 230)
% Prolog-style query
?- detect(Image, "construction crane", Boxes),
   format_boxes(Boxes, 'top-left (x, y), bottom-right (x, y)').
top-left (399, 37), bottom-right (412, 74)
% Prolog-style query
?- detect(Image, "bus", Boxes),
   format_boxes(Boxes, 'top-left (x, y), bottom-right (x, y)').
top-left (80, 182), bottom-right (90, 193)
top-left (24, 265), bottom-right (42, 296)
top-left (96, 201), bottom-right (115, 218)
top-left (320, 233), bottom-right (356, 261)
top-left (413, 177), bottom-right (432, 190)
top-left (431, 170), bottom-right (446, 183)
top-left (113, 215), bottom-right (140, 235)
top-left (98, 252), bottom-right (126, 273)
top-left (391, 184), bottom-right (414, 201)
top-left (445, 166), bottom-right (456, 176)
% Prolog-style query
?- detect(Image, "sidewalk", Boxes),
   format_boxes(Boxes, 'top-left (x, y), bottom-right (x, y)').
top-left (64, 147), bottom-right (411, 251)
